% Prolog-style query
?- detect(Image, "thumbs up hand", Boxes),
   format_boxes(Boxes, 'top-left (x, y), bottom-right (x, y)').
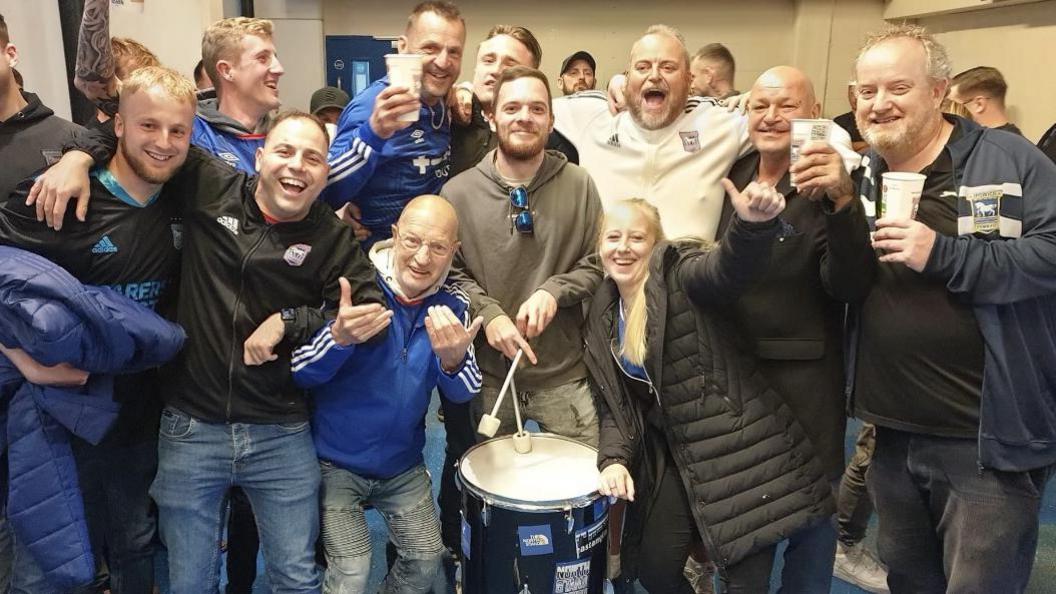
top-left (722, 178), bottom-right (785, 223)
top-left (331, 277), bottom-right (393, 346)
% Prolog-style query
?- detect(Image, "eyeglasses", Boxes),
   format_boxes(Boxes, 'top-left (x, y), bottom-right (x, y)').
top-left (509, 186), bottom-right (533, 235)
top-left (396, 231), bottom-right (454, 258)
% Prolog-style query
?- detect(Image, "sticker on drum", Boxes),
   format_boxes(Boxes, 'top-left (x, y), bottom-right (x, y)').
top-left (553, 558), bottom-right (591, 594)
top-left (458, 434), bottom-right (608, 593)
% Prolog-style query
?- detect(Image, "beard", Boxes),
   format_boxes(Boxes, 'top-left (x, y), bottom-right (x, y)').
top-left (627, 88), bottom-right (687, 131)
top-left (497, 126), bottom-right (548, 160)
top-left (119, 139), bottom-right (178, 185)
top-left (857, 108), bottom-right (937, 156)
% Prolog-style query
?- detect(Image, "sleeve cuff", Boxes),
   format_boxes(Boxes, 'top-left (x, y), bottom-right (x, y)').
top-left (360, 120), bottom-right (389, 152)
top-left (437, 353), bottom-right (468, 376)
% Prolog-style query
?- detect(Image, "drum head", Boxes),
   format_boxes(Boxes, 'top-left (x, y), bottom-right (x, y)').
top-left (459, 433), bottom-right (600, 508)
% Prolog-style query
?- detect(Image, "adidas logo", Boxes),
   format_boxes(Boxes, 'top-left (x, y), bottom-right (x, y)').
top-left (606, 133), bottom-right (620, 148)
top-left (91, 235), bottom-right (118, 254)
top-left (217, 216), bottom-right (239, 235)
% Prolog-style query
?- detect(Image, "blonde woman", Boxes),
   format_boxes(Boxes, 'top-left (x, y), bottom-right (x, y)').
top-left (584, 190), bottom-right (833, 593)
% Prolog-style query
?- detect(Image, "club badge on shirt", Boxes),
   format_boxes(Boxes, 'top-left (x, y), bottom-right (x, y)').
top-left (679, 130), bottom-right (700, 153)
top-left (284, 243), bottom-right (312, 267)
top-left (966, 188), bottom-right (1001, 235)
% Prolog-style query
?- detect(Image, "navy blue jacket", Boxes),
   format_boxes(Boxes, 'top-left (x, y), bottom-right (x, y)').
top-left (0, 247), bottom-right (185, 588)
top-left (856, 116), bottom-right (1056, 472)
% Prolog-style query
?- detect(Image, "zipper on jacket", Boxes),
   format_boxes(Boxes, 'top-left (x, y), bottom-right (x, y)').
top-left (608, 339), bottom-right (660, 409)
top-left (226, 226), bottom-right (273, 421)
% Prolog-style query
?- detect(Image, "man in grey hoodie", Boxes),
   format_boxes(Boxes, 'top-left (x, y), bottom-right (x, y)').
top-left (442, 65), bottom-right (603, 446)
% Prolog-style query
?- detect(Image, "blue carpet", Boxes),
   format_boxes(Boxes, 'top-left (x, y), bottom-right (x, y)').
top-left (157, 396), bottom-right (1056, 593)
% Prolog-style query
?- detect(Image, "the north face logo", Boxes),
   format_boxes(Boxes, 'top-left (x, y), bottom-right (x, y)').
top-left (217, 216), bottom-right (239, 235)
top-left (91, 235), bottom-right (118, 254)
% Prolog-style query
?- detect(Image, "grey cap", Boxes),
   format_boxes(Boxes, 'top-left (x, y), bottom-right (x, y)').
top-left (310, 86), bottom-right (351, 115)
top-left (560, 51), bottom-right (596, 76)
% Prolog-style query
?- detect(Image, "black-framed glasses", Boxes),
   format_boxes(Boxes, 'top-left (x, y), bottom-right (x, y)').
top-left (509, 186), bottom-right (533, 235)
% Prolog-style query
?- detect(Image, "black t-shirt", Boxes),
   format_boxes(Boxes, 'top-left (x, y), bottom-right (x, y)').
top-left (0, 168), bottom-right (182, 445)
top-left (855, 122), bottom-right (985, 438)
top-left (834, 111), bottom-right (864, 143)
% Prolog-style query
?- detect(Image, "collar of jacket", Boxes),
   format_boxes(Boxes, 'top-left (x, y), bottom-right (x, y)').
top-left (242, 176), bottom-right (330, 232)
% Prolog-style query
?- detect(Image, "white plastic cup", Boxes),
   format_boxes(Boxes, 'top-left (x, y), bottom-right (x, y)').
top-left (790, 119), bottom-right (833, 188)
top-left (384, 54), bottom-right (423, 123)
top-left (880, 172), bottom-right (926, 220)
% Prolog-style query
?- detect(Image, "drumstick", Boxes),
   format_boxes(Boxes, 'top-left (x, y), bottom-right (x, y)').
top-left (509, 371), bottom-right (533, 453)
top-left (477, 349), bottom-right (524, 437)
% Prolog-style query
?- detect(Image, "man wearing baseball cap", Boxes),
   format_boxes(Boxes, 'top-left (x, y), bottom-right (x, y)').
top-left (310, 86), bottom-right (350, 125)
top-left (558, 50), bottom-right (596, 95)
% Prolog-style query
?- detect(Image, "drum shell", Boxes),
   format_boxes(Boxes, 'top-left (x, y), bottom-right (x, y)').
top-left (457, 434), bottom-right (608, 594)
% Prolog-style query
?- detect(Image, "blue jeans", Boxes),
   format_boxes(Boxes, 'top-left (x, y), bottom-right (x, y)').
top-left (868, 427), bottom-right (1052, 594)
top-left (150, 407), bottom-right (321, 594)
top-left (319, 462), bottom-right (444, 594)
top-left (9, 438), bottom-right (157, 594)
top-left (776, 514), bottom-right (837, 594)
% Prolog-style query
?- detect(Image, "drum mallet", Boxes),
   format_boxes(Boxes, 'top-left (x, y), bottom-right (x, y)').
top-left (508, 374), bottom-right (532, 454)
top-left (477, 349), bottom-right (533, 453)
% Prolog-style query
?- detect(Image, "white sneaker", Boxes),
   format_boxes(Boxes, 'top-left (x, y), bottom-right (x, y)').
top-left (833, 542), bottom-right (890, 593)
top-left (683, 555), bottom-right (716, 594)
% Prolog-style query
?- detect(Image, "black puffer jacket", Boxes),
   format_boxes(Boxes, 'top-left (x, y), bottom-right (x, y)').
top-left (584, 217), bottom-right (834, 575)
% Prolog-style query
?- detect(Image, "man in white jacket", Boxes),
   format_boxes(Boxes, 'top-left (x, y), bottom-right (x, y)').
top-left (553, 24), bottom-right (859, 241)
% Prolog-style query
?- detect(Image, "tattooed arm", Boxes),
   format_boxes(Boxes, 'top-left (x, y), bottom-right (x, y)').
top-left (74, 0), bottom-right (119, 117)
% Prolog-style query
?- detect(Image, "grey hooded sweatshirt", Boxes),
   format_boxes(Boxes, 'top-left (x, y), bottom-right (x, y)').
top-left (442, 149), bottom-right (603, 390)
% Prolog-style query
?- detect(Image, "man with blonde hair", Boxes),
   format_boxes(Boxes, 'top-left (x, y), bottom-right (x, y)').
top-left (73, 0), bottom-right (282, 176)
top-left (0, 65), bottom-right (196, 593)
top-left (837, 24), bottom-right (1056, 593)
top-left (35, 105), bottom-right (388, 593)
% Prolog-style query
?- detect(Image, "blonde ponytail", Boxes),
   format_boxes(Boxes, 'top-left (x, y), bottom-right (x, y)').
top-left (620, 280), bottom-right (649, 366)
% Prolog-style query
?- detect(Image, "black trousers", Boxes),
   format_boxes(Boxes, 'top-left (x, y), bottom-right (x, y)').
top-left (639, 460), bottom-right (775, 594)
top-left (437, 397), bottom-right (476, 551)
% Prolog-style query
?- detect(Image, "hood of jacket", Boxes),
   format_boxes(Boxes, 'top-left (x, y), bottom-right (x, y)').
top-left (368, 239), bottom-right (451, 303)
top-left (196, 97), bottom-right (263, 136)
top-left (473, 147), bottom-right (569, 194)
top-left (1, 92), bottom-right (55, 128)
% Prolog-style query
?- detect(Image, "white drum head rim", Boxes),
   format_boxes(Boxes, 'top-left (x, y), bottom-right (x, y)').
top-left (458, 433), bottom-right (602, 512)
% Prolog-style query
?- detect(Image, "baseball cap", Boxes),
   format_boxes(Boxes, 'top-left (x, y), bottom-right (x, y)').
top-left (310, 86), bottom-right (351, 116)
top-left (560, 51), bottom-right (596, 76)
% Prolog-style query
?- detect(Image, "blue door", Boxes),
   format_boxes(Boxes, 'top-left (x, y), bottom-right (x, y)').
top-left (325, 36), bottom-right (394, 98)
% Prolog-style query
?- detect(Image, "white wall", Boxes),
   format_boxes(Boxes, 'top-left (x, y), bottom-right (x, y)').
top-left (918, 0), bottom-right (1056, 141)
top-left (0, 0), bottom-right (72, 120)
top-left (321, 0), bottom-right (887, 115)
top-left (254, 0), bottom-right (326, 113)
top-left (322, 0), bottom-right (801, 97)
top-left (109, 0), bottom-right (224, 81)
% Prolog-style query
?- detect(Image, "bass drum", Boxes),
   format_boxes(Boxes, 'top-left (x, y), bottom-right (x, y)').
top-left (458, 433), bottom-right (608, 594)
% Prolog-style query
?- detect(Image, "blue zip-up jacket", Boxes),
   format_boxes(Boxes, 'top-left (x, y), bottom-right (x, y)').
top-left (291, 242), bottom-right (479, 479)
top-left (321, 76), bottom-right (452, 246)
top-left (190, 98), bottom-right (265, 173)
top-left (856, 115), bottom-right (1056, 472)
top-left (0, 247), bottom-right (185, 589)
